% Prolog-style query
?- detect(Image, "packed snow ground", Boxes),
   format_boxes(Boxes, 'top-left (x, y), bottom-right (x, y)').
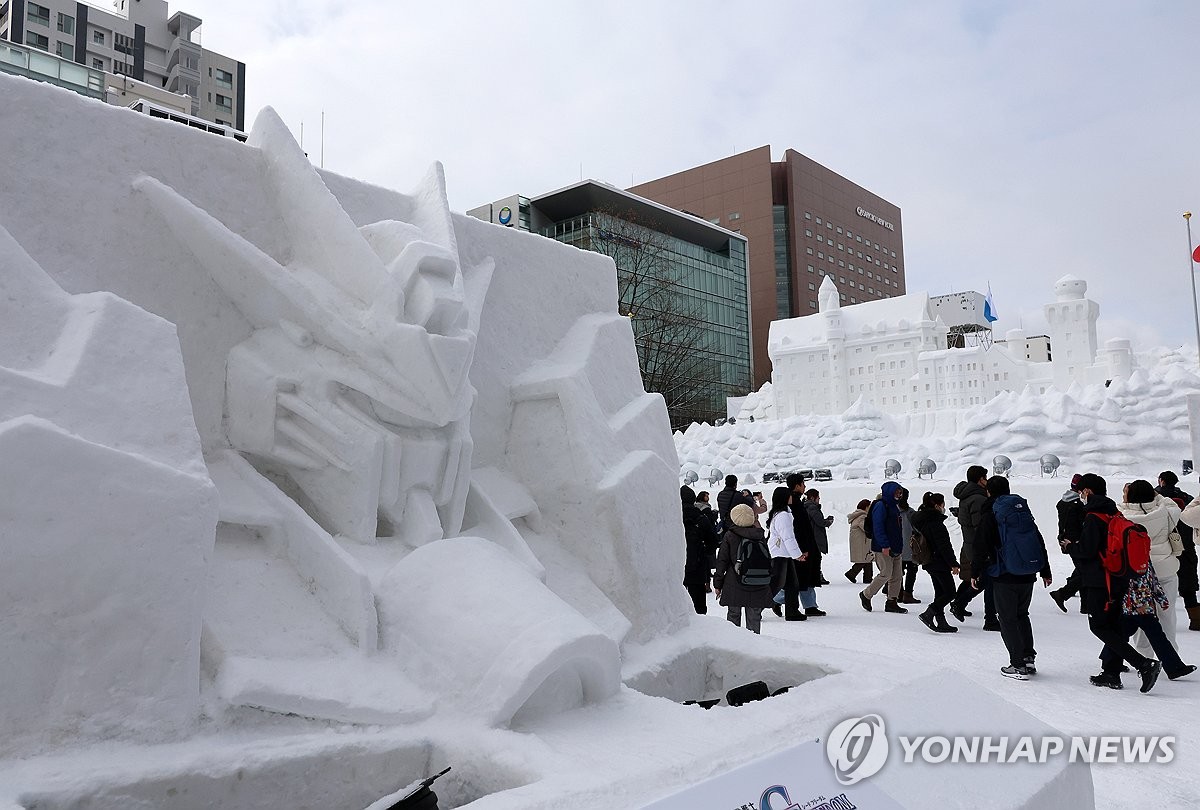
top-left (686, 475), bottom-right (1199, 809)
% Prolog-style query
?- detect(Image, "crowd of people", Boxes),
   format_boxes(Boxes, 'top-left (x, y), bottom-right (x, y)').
top-left (681, 466), bottom-right (1200, 692)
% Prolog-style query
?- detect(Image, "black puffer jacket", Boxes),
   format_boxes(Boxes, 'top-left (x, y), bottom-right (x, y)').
top-left (1072, 495), bottom-right (1118, 590)
top-left (953, 480), bottom-right (988, 579)
top-left (910, 507), bottom-right (958, 572)
top-left (683, 503), bottom-right (713, 587)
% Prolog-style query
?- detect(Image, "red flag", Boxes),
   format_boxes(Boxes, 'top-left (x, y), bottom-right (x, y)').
top-left (1194, 243), bottom-right (1200, 263)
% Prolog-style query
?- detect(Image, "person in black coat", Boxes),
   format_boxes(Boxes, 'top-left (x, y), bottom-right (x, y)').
top-left (1157, 470), bottom-right (1199, 630)
top-left (713, 504), bottom-right (775, 633)
top-left (1073, 474), bottom-right (1161, 692)
top-left (1050, 474), bottom-right (1086, 612)
top-left (716, 475), bottom-right (753, 529)
top-left (911, 492), bottom-right (960, 634)
top-left (681, 485), bottom-right (717, 614)
top-left (786, 473), bottom-right (824, 615)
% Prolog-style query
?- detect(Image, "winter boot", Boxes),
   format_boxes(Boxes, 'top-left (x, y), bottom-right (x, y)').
top-left (805, 606), bottom-right (828, 617)
top-left (918, 608), bottom-right (937, 632)
top-left (949, 603), bottom-right (968, 623)
top-left (982, 615), bottom-right (1002, 632)
top-left (1090, 672), bottom-right (1123, 689)
top-left (900, 590), bottom-right (922, 604)
top-left (884, 599), bottom-right (909, 614)
top-left (1188, 605), bottom-right (1200, 631)
top-left (859, 591), bottom-right (873, 612)
top-left (1050, 589), bottom-right (1069, 613)
top-left (845, 568), bottom-right (858, 584)
top-left (933, 612), bottom-right (959, 633)
top-left (1139, 660), bottom-right (1162, 694)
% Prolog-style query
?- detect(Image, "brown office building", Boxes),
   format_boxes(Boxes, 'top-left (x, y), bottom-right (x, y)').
top-left (631, 146), bottom-right (905, 388)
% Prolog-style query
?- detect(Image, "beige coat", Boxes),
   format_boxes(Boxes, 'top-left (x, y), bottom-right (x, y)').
top-left (847, 508), bottom-right (871, 563)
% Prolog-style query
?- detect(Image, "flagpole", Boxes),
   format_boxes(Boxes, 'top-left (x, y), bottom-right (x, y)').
top-left (1187, 212), bottom-right (1199, 368)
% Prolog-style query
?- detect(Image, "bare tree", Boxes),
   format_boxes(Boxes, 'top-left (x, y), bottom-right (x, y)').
top-left (575, 208), bottom-right (747, 429)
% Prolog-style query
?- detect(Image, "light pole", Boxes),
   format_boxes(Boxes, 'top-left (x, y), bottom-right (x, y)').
top-left (1189, 212), bottom-right (1200, 367)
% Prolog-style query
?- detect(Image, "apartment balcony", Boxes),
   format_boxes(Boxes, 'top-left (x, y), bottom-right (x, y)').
top-left (0, 39), bottom-right (104, 99)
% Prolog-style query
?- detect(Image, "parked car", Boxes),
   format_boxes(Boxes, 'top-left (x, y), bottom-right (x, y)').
top-left (762, 471), bottom-right (784, 483)
top-left (797, 469), bottom-right (815, 481)
top-left (814, 469), bottom-right (833, 481)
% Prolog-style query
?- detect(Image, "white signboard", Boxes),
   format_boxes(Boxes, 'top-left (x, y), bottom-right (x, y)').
top-left (641, 739), bottom-right (904, 810)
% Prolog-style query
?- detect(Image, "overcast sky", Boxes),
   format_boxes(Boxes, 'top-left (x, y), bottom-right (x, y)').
top-left (183, 0), bottom-right (1200, 351)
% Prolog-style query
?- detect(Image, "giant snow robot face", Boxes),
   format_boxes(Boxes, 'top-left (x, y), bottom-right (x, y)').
top-left (136, 107), bottom-right (493, 544)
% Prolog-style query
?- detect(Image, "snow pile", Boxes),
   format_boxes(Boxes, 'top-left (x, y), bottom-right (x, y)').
top-left (682, 350), bottom-right (1200, 479)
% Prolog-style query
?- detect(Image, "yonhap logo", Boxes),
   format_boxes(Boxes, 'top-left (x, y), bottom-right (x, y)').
top-left (826, 714), bottom-right (889, 785)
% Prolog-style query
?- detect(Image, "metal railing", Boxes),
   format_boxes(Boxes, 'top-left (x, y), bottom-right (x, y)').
top-left (0, 39), bottom-right (104, 98)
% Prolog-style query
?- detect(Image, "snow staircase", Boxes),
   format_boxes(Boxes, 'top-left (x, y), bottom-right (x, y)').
top-left (203, 451), bottom-right (433, 725)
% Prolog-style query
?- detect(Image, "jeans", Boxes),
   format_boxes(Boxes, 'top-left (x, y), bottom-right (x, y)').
top-left (1123, 613), bottom-right (1188, 676)
top-left (992, 580), bottom-right (1036, 667)
top-left (865, 552), bottom-right (903, 600)
top-left (799, 588), bottom-right (818, 609)
top-left (727, 606), bottom-right (763, 633)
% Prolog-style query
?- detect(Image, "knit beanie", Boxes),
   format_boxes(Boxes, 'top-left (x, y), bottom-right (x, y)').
top-left (730, 504), bottom-right (756, 528)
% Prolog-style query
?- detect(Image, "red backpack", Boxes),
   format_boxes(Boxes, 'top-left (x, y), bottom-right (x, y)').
top-left (1095, 513), bottom-right (1152, 578)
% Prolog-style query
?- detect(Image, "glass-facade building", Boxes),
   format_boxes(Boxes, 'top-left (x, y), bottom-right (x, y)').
top-left (468, 181), bottom-right (752, 429)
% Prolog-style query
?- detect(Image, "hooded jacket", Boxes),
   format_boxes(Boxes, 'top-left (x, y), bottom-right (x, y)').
top-left (804, 499), bottom-right (832, 554)
top-left (870, 481), bottom-right (903, 554)
top-left (1119, 494), bottom-right (1182, 580)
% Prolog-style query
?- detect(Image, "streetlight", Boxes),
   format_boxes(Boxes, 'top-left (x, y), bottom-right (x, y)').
top-left (1188, 212), bottom-right (1200, 368)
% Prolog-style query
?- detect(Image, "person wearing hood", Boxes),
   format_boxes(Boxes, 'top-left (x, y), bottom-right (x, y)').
top-left (845, 499), bottom-right (874, 584)
top-left (681, 486), bottom-right (716, 615)
top-left (1120, 480), bottom-right (1187, 666)
top-left (1050, 474), bottom-right (1086, 612)
top-left (1073, 474), bottom-right (1161, 692)
top-left (713, 503), bottom-right (775, 633)
top-left (1159, 470), bottom-right (1200, 632)
top-left (949, 465), bottom-right (1000, 631)
top-left (860, 480), bottom-right (907, 614)
top-left (911, 491), bottom-right (960, 633)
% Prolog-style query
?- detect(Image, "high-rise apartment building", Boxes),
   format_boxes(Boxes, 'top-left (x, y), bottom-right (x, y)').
top-left (0, 0), bottom-right (244, 129)
top-left (470, 181), bottom-right (751, 429)
top-left (632, 147), bottom-right (905, 387)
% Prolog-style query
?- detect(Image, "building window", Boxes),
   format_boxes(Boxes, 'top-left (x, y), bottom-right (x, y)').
top-left (25, 31), bottom-right (49, 50)
top-left (808, 282), bottom-right (816, 291)
top-left (93, 29), bottom-right (105, 45)
top-left (56, 11), bottom-right (73, 34)
top-left (805, 229), bottom-right (812, 237)
top-left (216, 94), bottom-right (233, 112)
top-left (816, 234), bottom-right (824, 243)
top-left (114, 33), bottom-right (134, 54)
top-left (804, 212), bottom-right (812, 220)
top-left (92, 57), bottom-right (103, 69)
top-left (809, 301), bottom-right (817, 309)
top-left (215, 67), bottom-right (234, 88)
top-left (27, 2), bottom-right (49, 26)
top-left (806, 247), bottom-right (813, 255)
top-left (113, 60), bottom-right (130, 75)
top-left (55, 40), bottom-right (72, 59)
top-left (815, 217), bottom-right (822, 225)
top-left (807, 264), bottom-right (814, 273)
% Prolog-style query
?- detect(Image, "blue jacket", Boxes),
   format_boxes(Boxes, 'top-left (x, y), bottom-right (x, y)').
top-left (871, 481), bottom-right (903, 554)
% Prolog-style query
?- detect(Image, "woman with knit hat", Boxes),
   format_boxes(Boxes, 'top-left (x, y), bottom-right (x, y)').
top-left (713, 503), bottom-right (775, 633)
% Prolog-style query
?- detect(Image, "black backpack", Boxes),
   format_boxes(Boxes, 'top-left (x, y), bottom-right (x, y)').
top-left (863, 501), bottom-right (878, 541)
top-left (734, 533), bottom-right (773, 587)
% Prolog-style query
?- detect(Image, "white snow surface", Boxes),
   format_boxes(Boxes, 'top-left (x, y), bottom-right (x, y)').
top-left (683, 347), bottom-right (1200, 480)
top-left (1, 74), bottom-right (1197, 809)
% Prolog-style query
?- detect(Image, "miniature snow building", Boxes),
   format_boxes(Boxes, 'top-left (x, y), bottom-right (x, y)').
top-left (759, 274), bottom-right (1137, 419)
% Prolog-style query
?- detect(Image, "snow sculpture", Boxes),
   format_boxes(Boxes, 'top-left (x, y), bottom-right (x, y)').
top-left (0, 224), bottom-right (218, 755)
top-left (136, 109), bottom-right (484, 549)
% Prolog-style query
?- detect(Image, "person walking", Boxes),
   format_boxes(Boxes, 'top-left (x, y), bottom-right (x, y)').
top-left (680, 486), bottom-right (715, 614)
top-left (695, 489), bottom-right (720, 592)
top-left (911, 491), bottom-right (960, 634)
top-left (805, 489), bottom-right (835, 592)
top-left (949, 465), bottom-right (1000, 631)
top-left (1049, 474), bottom-right (1086, 612)
top-left (786, 474), bottom-right (825, 616)
top-left (766, 486), bottom-right (806, 621)
top-left (970, 476), bottom-right (1052, 680)
top-left (1159, 471), bottom-right (1200, 632)
top-left (713, 504), bottom-right (774, 633)
top-left (1119, 480), bottom-right (1185, 661)
top-left (1109, 560), bottom-right (1196, 681)
top-left (898, 487), bottom-right (922, 604)
top-left (860, 481), bottom-right (907, 614)
top-left (717, 475), bottom-right (752, 530)
top-left (1073, 474), bottom-right (1162, 692)
top-left (845, 499), bottom-right (874, 584)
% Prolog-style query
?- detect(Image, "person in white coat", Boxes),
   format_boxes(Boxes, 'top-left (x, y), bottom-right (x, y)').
top-left (1120, 480), bottom-right (1183, 657)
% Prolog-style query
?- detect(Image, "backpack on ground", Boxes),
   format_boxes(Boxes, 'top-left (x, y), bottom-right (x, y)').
top-left (990, 495), bottom-right (1045, 577)
top-left (910, 529), bottom-right (933, 566)
top-left (1096, 513), bottom-right (1152, 578)
top-left (734, 534), bottom-right (773, 587)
